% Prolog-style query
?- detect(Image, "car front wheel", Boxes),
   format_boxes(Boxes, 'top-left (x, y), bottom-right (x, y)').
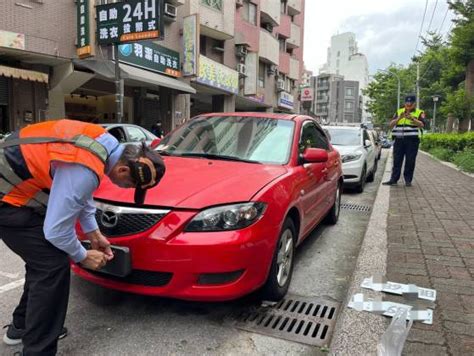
top-left (355, 165), bottom-right (367, 193)
top-left (261, 218), bottom-right (296, 301)
top-left (325, 182), bottom-right (342, 225)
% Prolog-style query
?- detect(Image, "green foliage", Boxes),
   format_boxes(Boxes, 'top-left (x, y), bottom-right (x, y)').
top-left (448, 0), bottom-right (474, 67)
top-left (421, 132), bottom-right (474, 152)
top-left (429, 147), bottom-right (456, 162)
top-left (453, 149), bottom-right (474, 173)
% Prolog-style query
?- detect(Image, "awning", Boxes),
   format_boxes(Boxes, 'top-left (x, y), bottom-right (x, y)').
top-left (0, 65), bottom-right (48, 83)
top-left (73, 59), bottom-right (196, 94)
top-left (121, 63), bottom-right (195, 94)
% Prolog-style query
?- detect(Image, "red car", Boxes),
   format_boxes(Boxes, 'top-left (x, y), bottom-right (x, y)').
top-left (72, 113), bottom-right (343, 301)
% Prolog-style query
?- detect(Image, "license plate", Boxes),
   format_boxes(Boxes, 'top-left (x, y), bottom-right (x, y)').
top-left (80, 241), bottom-right (131, 277)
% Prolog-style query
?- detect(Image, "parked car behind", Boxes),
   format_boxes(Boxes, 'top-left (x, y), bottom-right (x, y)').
top-left (101, 123), bottom-right (157, 146)
top-left (73, 113), bottom-right (343, 301)
top-left (325, 126), bottom-right (377, 193)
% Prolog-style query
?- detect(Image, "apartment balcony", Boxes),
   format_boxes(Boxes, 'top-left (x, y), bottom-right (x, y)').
top-left (316, 95), bottom-right (329, 103)
top-left (287, 0), bottom-right (302, 16)
top-left (287, 23), bottom-right (301, 48)
top-left (260, 0), bottom-right (280, 27)
top-left (276, 14), bottom-right (291, 38)
top-left (289, 57), bottom-right (299, 80)
top-left (188, 0), bottom-right (235, 40)
top-left (317, 83), bottom-right (330, 90)
top-left (279, 52), bottom-right (290, 74)
top-left (259, 29), bottom-right (279, 66)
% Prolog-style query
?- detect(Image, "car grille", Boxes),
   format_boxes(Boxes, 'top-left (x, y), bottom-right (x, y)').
top-left (95, 201), bottom-right (170, 238)
top-left (88, 269), bottom-right (173, 287)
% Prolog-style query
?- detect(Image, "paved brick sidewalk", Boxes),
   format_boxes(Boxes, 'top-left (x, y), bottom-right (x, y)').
top-left (386, 153), bottom-right (474, 355)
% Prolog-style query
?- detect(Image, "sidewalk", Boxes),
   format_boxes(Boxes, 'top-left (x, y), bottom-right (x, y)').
top-left (386, 153), bottom-right (474, 355)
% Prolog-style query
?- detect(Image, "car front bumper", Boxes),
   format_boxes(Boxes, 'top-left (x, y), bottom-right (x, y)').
top-left (72, 210), bottom-right (279, 301)
top-left (341, 158), bottom-right (364, 185)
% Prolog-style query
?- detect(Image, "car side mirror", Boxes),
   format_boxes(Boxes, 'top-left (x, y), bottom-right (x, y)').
top-left (302, 148), bottom-right (328, 163)
top-left (364, 139), bottom-right (372, 147)
top-left (151, 138), bottom-right (161, 149)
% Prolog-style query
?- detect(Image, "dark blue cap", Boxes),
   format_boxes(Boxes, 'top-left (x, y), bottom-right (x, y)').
top-left (405, 95), bottom-right (416, 103)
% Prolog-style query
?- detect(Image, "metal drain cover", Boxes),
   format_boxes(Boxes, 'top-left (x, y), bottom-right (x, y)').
top-left (341, 203), bottom-right (371, 213)
top-left (232, 295), bottom-right (340, 347)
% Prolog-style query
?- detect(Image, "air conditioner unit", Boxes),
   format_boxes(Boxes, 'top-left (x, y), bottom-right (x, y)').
top-left (164, 3), bottom-right (177, 19)
top-left (267, 64), bottom-right (277, 75)
top-left (264, 23), bottom-right (273, 33)
top-left (235, 45), bottom-right (248, 58)
top-left (237, 63), bottom-right (247, 76)
top-left (276, 79), bottom-right (285, 92)
top-left (236, 0), bottom-right (244, 7)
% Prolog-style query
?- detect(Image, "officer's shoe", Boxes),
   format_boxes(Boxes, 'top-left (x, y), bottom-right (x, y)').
top-left (3, 324), bottom-right (68, 345)
top-left (382, 180), bottom-right (397, 186)
top-left (405, 182), bottom-right (412, 187)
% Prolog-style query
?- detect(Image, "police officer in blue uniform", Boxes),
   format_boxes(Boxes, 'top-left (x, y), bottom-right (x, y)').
top-left (383, 95), bottom-right (426, 187)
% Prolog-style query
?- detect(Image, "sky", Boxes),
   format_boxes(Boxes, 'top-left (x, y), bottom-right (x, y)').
top-left (303, 0), bottom-right (456, 75)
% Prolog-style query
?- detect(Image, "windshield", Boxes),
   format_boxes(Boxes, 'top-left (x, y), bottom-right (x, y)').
top-left (326, 129), bottom-right (361, 146)
top-left (157, 116), bottom-right (295, 164)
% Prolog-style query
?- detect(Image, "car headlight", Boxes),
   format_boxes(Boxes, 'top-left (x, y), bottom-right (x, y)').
top-left (341, 152), bottom-right (363, 163)
top-left (185, 202), bottom-right (267, 232)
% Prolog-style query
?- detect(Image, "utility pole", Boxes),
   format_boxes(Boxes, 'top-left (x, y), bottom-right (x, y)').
top-left (113, 43), bottom-right (124, 123)
top-left (416, 62), bottom-right (420, 109)
top-left (432, 95), bottom-right (440, 132)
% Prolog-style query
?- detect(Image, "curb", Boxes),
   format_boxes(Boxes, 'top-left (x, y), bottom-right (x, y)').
top-left (419, 150), bottom-right (474, 179)
top-left (330, 152), bottom-right (392, 355)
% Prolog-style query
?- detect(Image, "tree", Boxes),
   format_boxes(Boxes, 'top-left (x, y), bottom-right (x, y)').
top-left (448, 0), bottom-right (474, 131)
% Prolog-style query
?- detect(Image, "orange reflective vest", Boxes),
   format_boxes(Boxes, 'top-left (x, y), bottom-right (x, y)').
top-left (0, 119), bottom-right (109, 211)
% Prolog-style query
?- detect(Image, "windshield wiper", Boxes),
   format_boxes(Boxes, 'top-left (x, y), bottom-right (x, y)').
top-left (179, 153), bottom-right (261, 164)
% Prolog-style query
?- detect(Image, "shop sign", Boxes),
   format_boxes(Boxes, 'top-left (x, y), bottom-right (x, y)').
top-left (182, 14), bottom-right (199, 76)
top-left (300, 87), bottom-right (314, 102)
top-left (247, 94), bottom-right (265, 103)
top-left (96, 0), bottom-right (164, 45)
top-left (196, 55), bottom-right (238, 95)
top-left (76, 0), bottom-right (92, 58)
top-left (119, 41), bottom-right (180, 77)
top-left (278, 92), bottom-right (294, 110)
top-left (0, 30), bottom-right (25, 50)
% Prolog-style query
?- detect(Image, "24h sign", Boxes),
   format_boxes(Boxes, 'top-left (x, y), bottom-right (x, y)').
top-left (96, 0), bottom-right (164, 45)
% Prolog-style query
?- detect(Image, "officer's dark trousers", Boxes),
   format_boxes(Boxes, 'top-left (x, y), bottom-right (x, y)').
top-left (390, 137), bottom-right (420, 183)
top-left (0, 204), bottom-right (69, 356)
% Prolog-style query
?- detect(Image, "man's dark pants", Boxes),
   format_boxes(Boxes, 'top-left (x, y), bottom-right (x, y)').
top-left (0, 204), bottom-right (70, 356)
top-left (390, 137), bottom-right (420, 183)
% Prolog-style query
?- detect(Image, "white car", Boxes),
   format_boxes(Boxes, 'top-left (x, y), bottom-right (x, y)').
top-left (325, 126), bottom-right (377, 193)
top-left (101, 123), bottom-right (158, 146)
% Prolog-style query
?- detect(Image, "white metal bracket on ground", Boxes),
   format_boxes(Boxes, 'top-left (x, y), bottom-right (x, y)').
top-left (348, 293), bottom-right (433, 325)
top-left (361, 276), bottom-right (437, 302)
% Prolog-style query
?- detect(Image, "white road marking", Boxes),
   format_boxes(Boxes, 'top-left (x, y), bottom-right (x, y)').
top-left (0, 271), bottom-right (20, 279)
top-left (0, 279), bottom-right (25, 294)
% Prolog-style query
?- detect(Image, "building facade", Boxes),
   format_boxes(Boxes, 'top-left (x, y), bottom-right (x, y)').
top-left (313, 73), bottom-right (360, 124)
top-left (0, 0), bottom-right (306, 135)
top-left (319, 32), bottom-right (369, 122)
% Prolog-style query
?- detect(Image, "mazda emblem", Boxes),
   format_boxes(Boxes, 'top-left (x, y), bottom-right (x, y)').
top-left (100, 210), bottom-right (119, 228)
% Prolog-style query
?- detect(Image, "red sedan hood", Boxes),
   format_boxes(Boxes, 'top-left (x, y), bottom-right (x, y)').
top-left (95, 156), bottom-right (288, 209)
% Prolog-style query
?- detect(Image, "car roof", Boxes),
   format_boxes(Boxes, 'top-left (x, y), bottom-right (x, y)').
top-left (198, 112), bottom-right (305, 122)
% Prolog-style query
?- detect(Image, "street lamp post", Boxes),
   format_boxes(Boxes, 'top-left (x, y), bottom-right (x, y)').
top-left (432, 95), bottom-right (441, 132)
top-left (378, 69), bottom-right (401, 110)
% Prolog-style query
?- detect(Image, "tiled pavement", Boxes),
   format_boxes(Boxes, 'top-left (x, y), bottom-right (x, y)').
top-left (386, 153), bottom-right (474, 355)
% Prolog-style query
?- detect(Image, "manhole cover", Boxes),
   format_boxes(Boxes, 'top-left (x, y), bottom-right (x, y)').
top-left (340, 203), bottom-right (371, 213)
top-left (231, 295), bottom-right (340, 347)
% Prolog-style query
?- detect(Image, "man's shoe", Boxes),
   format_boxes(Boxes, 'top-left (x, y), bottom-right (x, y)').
top-left (405, 182), bottom-right (412, 187)
top-left (382, 181), bottom-right (397, 186)
top-left (3, 324), bottom-right (68, 346)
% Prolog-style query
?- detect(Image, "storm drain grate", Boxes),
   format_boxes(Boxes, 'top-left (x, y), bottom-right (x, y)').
top-left (231, 295), bottom-right (340, 347)
top-left (341, 203), bottom-right (372, 214)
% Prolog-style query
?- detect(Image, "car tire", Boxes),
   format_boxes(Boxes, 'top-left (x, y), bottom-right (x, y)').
top-left (355, 166), bottom-right (366, 193)
top-left (261, 218), bottom-right (296, 301)
top-left (367, 160), bottom-right (377, 182)
top-left (325, 181), bottom-right (342, 225)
